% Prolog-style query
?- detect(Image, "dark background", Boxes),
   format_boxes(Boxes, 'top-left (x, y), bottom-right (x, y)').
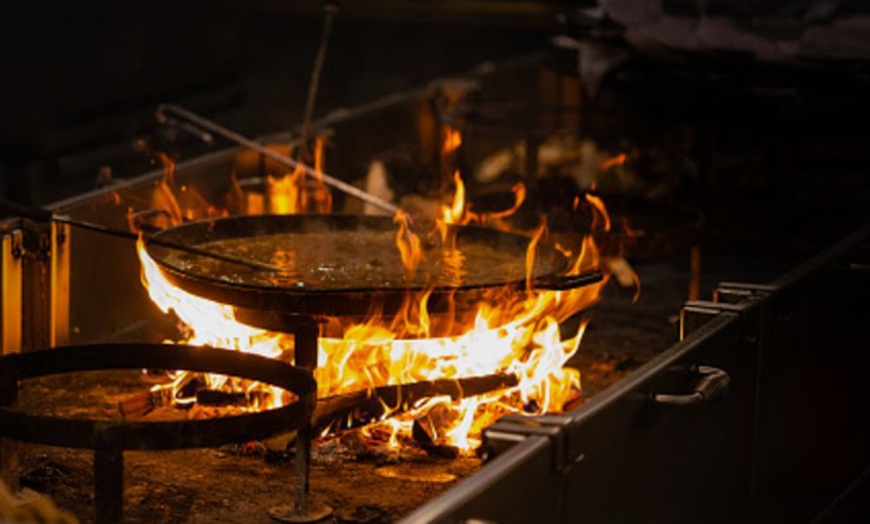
top-left (1, 0), bottom-right (869, 265)
top-left (0, 0), bottom-right (568, 204)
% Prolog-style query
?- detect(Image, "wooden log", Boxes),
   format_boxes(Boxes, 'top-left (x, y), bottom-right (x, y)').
top-left (195, 390), bottom-right (247, 407)
top-left (313, 373), bottom-right (519, 433)
top-left (117, 391), bottom-right (157, 420)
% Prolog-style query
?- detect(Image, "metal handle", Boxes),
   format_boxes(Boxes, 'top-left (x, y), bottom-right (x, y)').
top-left (654, 365), bottom-right (730, 406)
top-left (534, 271), bottom-right (603, 291)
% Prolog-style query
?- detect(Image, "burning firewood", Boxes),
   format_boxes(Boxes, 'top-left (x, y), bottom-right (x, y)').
top-left (194, 389), bottom-right (248, 406)
top-left (117, 390), bottom-right (157, 420)
top-left (312, 373), bottom-right (520, 434)
top-left (411, 405), bottom-right (460, 458)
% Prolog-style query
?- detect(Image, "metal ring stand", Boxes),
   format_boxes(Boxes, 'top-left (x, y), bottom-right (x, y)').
top-left (0, 344), bottom-right (317, 524)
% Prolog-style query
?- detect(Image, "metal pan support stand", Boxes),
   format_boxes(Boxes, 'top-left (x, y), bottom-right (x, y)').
top-left (0, 344), bottom-right (316, 524)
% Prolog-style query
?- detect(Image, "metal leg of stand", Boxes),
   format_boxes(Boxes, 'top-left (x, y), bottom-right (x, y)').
top-left (0, 378), bottom-right (19, 491)
top-left (94, 426), bottom-right (124, 524)
top-left (268, 315), bottom-right (332, 523)
top-left (292, 316), bottom-right (319, 370)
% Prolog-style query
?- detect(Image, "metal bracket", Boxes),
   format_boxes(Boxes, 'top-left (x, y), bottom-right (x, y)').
top-left (681, 301), bottom-right (743, 340)
top-left (681, 297), bottom-right (763, 346)
top-left (482, 414), bottom-right (572, 472)
top-left (714, 282), bottom-right (775, 305)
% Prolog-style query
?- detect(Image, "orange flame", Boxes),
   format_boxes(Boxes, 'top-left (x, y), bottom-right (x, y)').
top-left (136, 236), bottom-right (288, 408)
top-left (138, 231), bottom-right (603, 451)
top-left (436, 170), bottom-right (476, 248)
top-left (443, 170), bottom-right (467, 224)
top-left (584, 193), bottom-right (611, 233)
top-left (600, 153), bottom-right (626, 170)
top-left (486, 182), bottom-right (527, 222)
top-left (268, 166), bottom-right (304, 214)
top-left (393, 211), bottom-right (425, 275)
top-left (442, 127), bottom-right (462, 155)
top-left (128, 153), bottom-right (224, 233)
top-left (525, 220), bottom-right (548, 291)
top-left (135, 151), bottom-right (615, 453)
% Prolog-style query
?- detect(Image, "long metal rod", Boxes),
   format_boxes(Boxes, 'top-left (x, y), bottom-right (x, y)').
top-left (157, 103), bottom-right (400, 215)
top-left (53, 217), bottom-right (283, 272)
top-left (299, 1), bottom-right (339, 150)
top-left (0, 197), bottom-right (283, 271)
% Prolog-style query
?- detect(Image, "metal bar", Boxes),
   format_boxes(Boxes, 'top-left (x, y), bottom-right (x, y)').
top-left (770, 221), bottom-right (870, 289)
top-left (294, 422), bottom-right (311, 515)
top-left (0, 231), bottom-right (22, 492)
top-left (299, 1), bottom-right (339, 150)
top-left (93, 425), bottom-right (124, 524)
top-left (399, 436), bottom-right (555, 524)
top-left (51, 222), bottom-right (70, 347)
top-left (52, 216), bottom-right (283, 272)
top-left (0, 344), bottom-right (315, 450)
top-left (0, 373), bottom-right (19, 493)
top-left (291, 317), bottom-right (317, 517)
top-left (1, 196), bottom-right (284, 272)
top-left (1, 230), bottom-right (22, 355)
top-left (157, 104), bottom-right (400, 215)
top-left (689, 244), bottom-right (702, 301)
top-left (291, 315), bottom-right (320, 370)
top-left (20, 220), bottom-right (53, 352)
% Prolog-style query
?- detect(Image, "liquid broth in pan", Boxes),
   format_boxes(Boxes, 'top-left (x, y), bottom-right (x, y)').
top-left (164, 230), bottom-right (545, 290)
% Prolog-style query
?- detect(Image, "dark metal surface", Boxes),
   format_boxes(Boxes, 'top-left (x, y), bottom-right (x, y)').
top-left (147, 214), bottom-right (602, 316)
top-left (401, 221), bottom-right (870, 524)
top-left (402, 435), bottom-right (558, 524)
top-left (403, 310), bottom-right (758, 524)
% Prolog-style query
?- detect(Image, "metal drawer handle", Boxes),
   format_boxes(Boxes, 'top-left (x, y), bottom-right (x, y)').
top-left (654, 366), bottom-right (730, 406)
